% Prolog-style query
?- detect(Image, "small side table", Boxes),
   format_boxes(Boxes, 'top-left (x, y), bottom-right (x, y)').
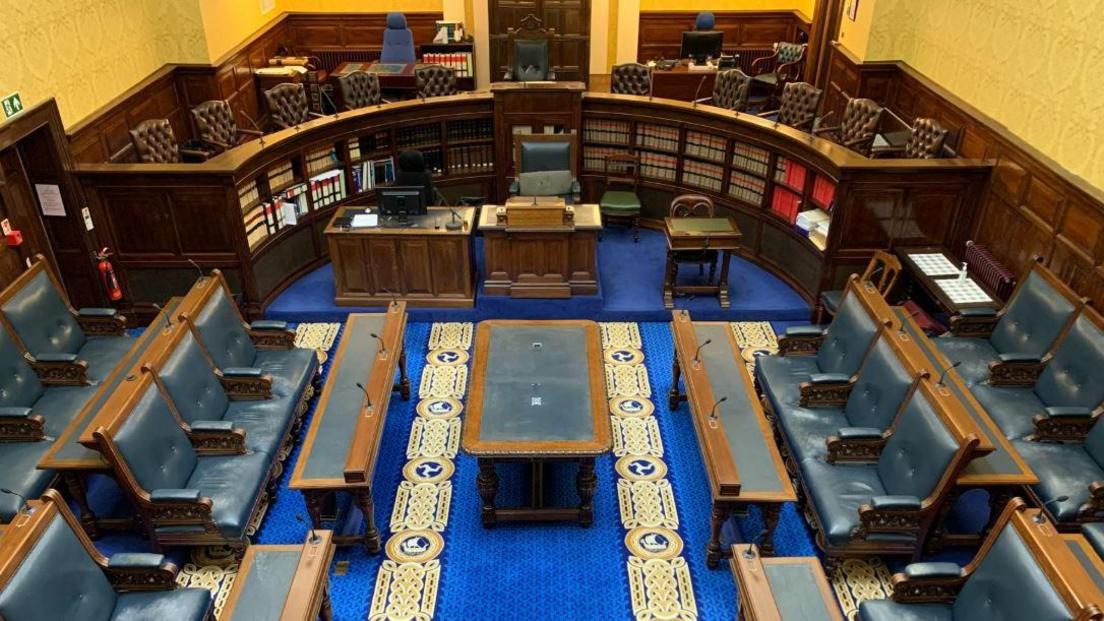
top-left (663, 216), bottom-right (742, 309)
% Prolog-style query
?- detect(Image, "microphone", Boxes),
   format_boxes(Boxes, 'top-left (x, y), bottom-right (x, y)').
top-left (187, 258), bottom-right (204, 281)
top-left (355, 382), bottom-right (373, 411)
top-left (708, 396), bottom-right (728, 425)
top-left (379, 287), bottom-right (400, 310)
top-left (898, 308), bottom-right (921, 337)
top-left (742, 527), bottom-right (770, 559)
top-left (1035, 495), bottom-right (1070, 523)
top-left (0, 487), bottom-right (29, 514)
top-left (446, 208), bottom-right (463, 231)
top-left (319, 86), bottom-right (340, 119)
top-left (295, 514), bottom-right (321, 543)
top-left (240, 110), bottom-right (266, 146)
top-left (151, 303), bottom-right (173, 329)
top-left (370, 332), bottom-right (387, 357)
top-left (692, 338), bottom-right (713, 366)
top-left (692, 75), bottom-right (708, 109)
top-left (937, 361), bottom-right (961, 386)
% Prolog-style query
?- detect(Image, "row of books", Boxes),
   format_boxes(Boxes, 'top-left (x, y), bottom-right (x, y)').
top-left (770, 186), bottom-right (803, 225)
top-left (796, 208), bottom-right (831, 251)
top-left (349, 131), bottom-right (391, 161)
top-left (774, 157), bottom-right (808, 191)
top-left (583, 146), bottom-right (621, 172)
top-left (422, 52), bottom-right (473, 78)
top-left (682, 160), bottom-right (723, 193)
top-left (351, 157), bottom-right (396, 194)
top-left (396, 123), bottom-right (442, 149)
top-left (309, 169), bottom-right (346, 209)
top-left (639, 152), bottom-right (678, 182)
top-left (728, 171), bottom-right (767, 206)
top-left (238, 181), bottom-right (260, 212)
top-left (684, 131), bottom-right (727, 163)
top-left (421, 148), bottom-right (446, 175)
top-left (583, 120), bottom-right (631, 146)
top-left (305, 147), bottom-right (340, 177)
top-left (447, 118), bottom-right (492, 143)
top-left (448, 144), bottom-right (494, 175)
top-left (636, 124), bottom-right (680, 152)
top-left (245, 183), bottom-right (309, 250)
top-left (267, 162), bottom-right (296, 192)
top-left (732, 143), bottom-right (771, 176)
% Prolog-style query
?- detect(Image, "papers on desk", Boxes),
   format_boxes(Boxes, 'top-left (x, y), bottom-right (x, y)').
top-left (936, 278), bottom-right (993, 305)
top-left (908, 253), bottom-right (960, 277)
top-left (351, 213), bottom-right (378, 228)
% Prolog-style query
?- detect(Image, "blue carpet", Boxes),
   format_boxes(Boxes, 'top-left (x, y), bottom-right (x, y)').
top-left (266, 227), bottom-right (810, 323)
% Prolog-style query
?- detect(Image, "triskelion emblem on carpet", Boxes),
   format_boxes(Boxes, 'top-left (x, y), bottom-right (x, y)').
top-left (604, 347), bottom-right (645, 365)
top-left (427, 348), bottom-right (469, 366)
top-left (626, 527), bottom-right (683, 559)
top-left (616, 455), bottom-right (668, 481)
top-left (386, 530), bottom-right (444, 563)
top-left (403, 457), bottom-right (455, 484)
top-left (416, 397), bottom-right (463, 420)
top-left (609, 396), bottom-right (655, 418)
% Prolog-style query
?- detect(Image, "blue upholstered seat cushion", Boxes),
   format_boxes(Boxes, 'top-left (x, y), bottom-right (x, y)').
top-left (933, 336), bottom-right (997, 386)
top-left (1083, 523), bottom-right (1104, 559)
top-left (224, 397), bottom-right (298, 456)
top-left (819, 289), bottom-right (843, 315)
top-left (777, 405), bottom-right (847, 462)
top-left (858, 600), bottom-right (952, 621)
top-left (1013, 439), bottom-right (1101, 523)
top-left (33, 383), bottom-right (100, 436)
top-left (755, 354), bottom-right (820, 414)
top-left (970, 384), bottom-right (1043, 440)
top-left (0, 441), bottom-right (55, 521)
top-left (800, 458), bottom-right (890, 546)
top-left (180, 452), bottom-right (269, 538)
top-left (254, 347), bottom-right (317, 399)
top-left (381, 12), bottom-right (415, 64)
top-left (0, 326), bottom-right (44, 407)
top-left (110, 589), bottom-right (212, 621)
top-left (1, 270), bottom-right (86, 357)
top-left (77, 336), bottom-right (135, 383)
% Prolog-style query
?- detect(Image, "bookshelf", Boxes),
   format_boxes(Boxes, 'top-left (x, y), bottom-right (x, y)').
top-left (639, 152), bottom-right (678, 182)
top-left (396, 123), bottom-right (442, 150)
top-left (583, 119), bottom-right (631, 146)
top-left (636, 124), bottom-right (680, 153)
top-left (682, 159), bottom-right (724, 193)
top-left (684, 131), bottom-right (726, 163)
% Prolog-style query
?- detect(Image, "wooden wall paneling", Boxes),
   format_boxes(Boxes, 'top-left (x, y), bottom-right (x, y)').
top-left (489, 0), bottom-right (590, 83)
top-left (284, 12), bottom-right (443, 55)
top-left (636, 11), bottom-right (807, 62)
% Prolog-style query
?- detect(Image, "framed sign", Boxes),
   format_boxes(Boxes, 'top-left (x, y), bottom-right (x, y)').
top-left (847, 0), bottom-right (860, 21)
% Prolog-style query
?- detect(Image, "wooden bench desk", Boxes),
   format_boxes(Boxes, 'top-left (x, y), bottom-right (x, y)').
top-left (730, 544), bottom-right (843, 621)
top-left (221, 530), bottom-right (336, 621)
top-left (664, 216), bottom-right (741, 309)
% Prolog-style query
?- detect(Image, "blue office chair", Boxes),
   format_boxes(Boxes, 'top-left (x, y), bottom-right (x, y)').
top-left (381, 12), bottom-right (416, 64)
top-left (695, 12), bottom-right (716, 30)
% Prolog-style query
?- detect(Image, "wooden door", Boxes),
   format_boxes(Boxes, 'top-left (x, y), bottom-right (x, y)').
top-left (490, 0), bottom-right (591, 83)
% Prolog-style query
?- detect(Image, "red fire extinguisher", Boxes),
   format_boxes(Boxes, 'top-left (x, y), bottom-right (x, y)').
top-left (95, 247), bottom-right (123, 301)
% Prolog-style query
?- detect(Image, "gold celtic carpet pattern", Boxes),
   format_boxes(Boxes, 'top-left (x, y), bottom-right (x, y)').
top-left (293, 321), bottom-right (342, 364)
top-left (600, 322), bottom-right (698, 621)
top-left (727, 321), bottom-right (778, 373)
top-left (829, 558), bottom-right (896, 620)
top-left (369, 322), bottom-right (474, 621)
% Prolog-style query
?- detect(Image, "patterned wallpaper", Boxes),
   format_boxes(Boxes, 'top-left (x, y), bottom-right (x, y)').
top-left (866, 0), bottom-right (1104, 192)
top-left (0, 0), bottom-right (208, 127)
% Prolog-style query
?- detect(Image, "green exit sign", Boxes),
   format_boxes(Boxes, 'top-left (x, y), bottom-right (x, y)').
top-left (2, 92), bottom-right (24, 119)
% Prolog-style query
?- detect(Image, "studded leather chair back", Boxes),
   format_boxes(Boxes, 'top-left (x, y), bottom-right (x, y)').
top-left (337, 70), bottom-right (382, 110)
top-left (190, 100), bottom-right (238, 150)
top-left (905, 118), bottom-right (950, 159)
top-left (712, 69), bottom-right (751, 111)
top-left (839, 97), bottom-right (884, 154)
top-left (264, 82), bottom-right (310, 129)
top-left (776, 42), bottom-right (806, 65)
top-left (669, 194), bottom-right (715, 218)
top-left (610, 63), bottom-right (651, 96)
top-left (776, 82), bottom-right (823, 129)
top-left (129, 119), bottom-right (181, 164)
top-left (416, 65), bottom-right (458, 98)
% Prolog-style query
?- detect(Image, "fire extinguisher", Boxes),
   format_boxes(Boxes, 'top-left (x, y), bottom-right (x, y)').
top-left (95, 247), bottom-right (123, 301)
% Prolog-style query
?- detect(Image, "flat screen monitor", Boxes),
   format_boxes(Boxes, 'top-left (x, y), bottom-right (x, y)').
top-left (379, 186), bottom-right (428, 223)
top-left (680, 31), bottom-right (723, 63)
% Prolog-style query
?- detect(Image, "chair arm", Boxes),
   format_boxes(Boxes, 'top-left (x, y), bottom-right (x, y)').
top-left (179, 148), bottom-right (209, 161)
top-left (25, 352), bottom-right (88, 386)
top-left (949, 308), bottom-right (999, 337)
top-left (0, 406), bottom-right (45, 441)
top-left (1032, 407), bottom-right (1099, 442)
top-left (890, 562), bottom-right (966, 603)
top-left (757, 109), bottom-right (781, 119)
top-left (187, 420), bottom-right (247, 455)
top-left (548, 69), bottom-right (557, 81)
top-left (750, 53), bottom-right (777, 74)
top-left (825, 427), bottom-right (888, 463)
top-left (75, 307), bottom-right (126, 336)
top-left (217, 367), bottom-right (272, 400)
top-left (988, 353), bottom-right (1047, 387)
top-left (105, 553), bottom-right (178, 591)
top-left (248, 320), bottom-right (295, 349)
top-left (798, 374), bottom-right (855, 407)
top-left (854, 495), bottom-right (925, 540)
top-left (693, 97), bottom-right (713, 105)
top-left (778, 326), bottom-right (825, 356)
top-left (238, 128), bottom-right (263, 137)
top-left (307, 112), bottom-right (326, 120)
top-left (147, 489), bottom-right (213, 527)
top-left (1081, 482), bottom-right (1104, 520)
top-left (776, 60), bottom-right (802, 80)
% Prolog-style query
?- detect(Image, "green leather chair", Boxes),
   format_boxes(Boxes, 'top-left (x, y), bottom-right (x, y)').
top-left (598, 153), bottom-right (642, 242)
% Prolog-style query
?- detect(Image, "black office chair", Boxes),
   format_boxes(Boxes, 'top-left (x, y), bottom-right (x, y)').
top-left (396, 150), bottom-right (446, 206)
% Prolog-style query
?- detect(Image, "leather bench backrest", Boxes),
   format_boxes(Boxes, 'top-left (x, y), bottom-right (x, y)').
top-left (113, 383), bottom-right (197, 492)
top-left (844, 337), bottom-right (914, 429)
top-left (1083, 419), bottom-right (1104, 468)
top-left (2, 270), bottom-right (86, 356)
top-left (0, 516), bottom-right (117, 620)
top-left (990, 270), bottom-right (1076, 357)
top-left (515, 39), bottom-right (550, 81)
top-left (1034, 314), bottom-right (1104, 410)
top-left (817, 291), bottom-right (879, 376)
top-left (194, 287), bottom-right (255, 370)
top-left (877, 389), bottom-right (959, 499)
top-left (952, 525), bottom-right (1070, 620)
top-left (0, 325), bottom-right (44, 407)
top-left (157, 331), bottom-right (229, 425)
top-left (520, 140), bottom-right (571, 173)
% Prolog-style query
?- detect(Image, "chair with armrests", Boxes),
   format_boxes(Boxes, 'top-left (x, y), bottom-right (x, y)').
top-left (667, 195), bottom-right (720, 284)
top-left (610, 63), bottom-right (651, 96)
top-left (129, 119), bottom-right (207, 163)
top-left (415, 65), bottom-right (458, 98)
top-left (509, 135), bottom-right (580, 204)
top-left (380, 12), bottom-right (416, 64)
top-left (858, 498), bottom-right (1104, 621)
top-left (190, 100), bottom-right (262, 154)
top-left (263, 83), bottom-right (323, 131)
top-left (874, 116), bottom-right (951, 159)
top-left (815, 250), bottom-right (901, 324)
top-left (694, 69), bottom-right (751, 111)
top-left (1014, 412), bottom-right (1104, 528)
top-left (598, 153), bottom-right (642, 241)
top-left (337, 70), bottom-right (386, 110)
top-left (758, 81), bottom-right (823, 131)
top-left (936, 261), bottom-right (1086, 387)
top-left (0, 489), bottom-right (214, 621)
top-left (750, 41), bottom-right (807, 105)
top-left (814, 97), bottom-right (885, 156)
top-left (504, 14), bottom-right (556, 81)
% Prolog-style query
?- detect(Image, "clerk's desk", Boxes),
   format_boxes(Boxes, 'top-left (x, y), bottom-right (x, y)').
top-left (325, 205), bottom-right (476, 307)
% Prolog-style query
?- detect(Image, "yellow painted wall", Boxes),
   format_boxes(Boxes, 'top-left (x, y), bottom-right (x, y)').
top-left (836, 0), bottom-right (876, 60)
top-left (199, 0), bottom-right (289, 62)
top-left (284, 0), bottom-right (444, 11)
top-left (0, 0), bottom-right (207, 127)
top-left (639, 0), bottom-right (815, 19)
top-left (865, 0), bottom-right (1104, 191)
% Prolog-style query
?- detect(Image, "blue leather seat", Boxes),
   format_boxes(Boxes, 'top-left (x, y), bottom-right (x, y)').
top-left (380, 12), bottom-right (415, 64)
top-left (935, 270), bottom-right (1077, 386)
top-left (0, 441), bottom-right (55, 520)
top-left (971, 313), bottom-right (1104, 440)
top-left (1013, 420), bottom-right (1104, 523)
top-left (1083, 523), bottom-right (1104, 558)
top-left (509, 140), bottom-right (580, 203)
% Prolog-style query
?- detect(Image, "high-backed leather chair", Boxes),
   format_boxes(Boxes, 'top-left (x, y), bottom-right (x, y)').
top-left (380, 12), bottom-right (416, 64)
top-left (905, 117), bottom-right (950, 159)
top-left (128, 119), bottom-right (206, 164)
top-left (0, 490), bottom-right (213, 620)
top-left (750, 42), bottom-right (807, 88)
top-left (815, 97), bottom-right (885, 156)
top-left (263, 82), bottom-right (322, 130)
top-left (509, 136), bottom-right (580, 203)
top-left (190, 100), bottom-right (261, 153)
top-left (759, 81), bottom-right (822, 131)
top-left (415, 65), bottom-right (458, 98)
top-left (505, 15), bottom-right (556, 81)
top-left (667, 195), bottom-right (719, 283)
top-left (815, 249), bottom-right (900, 323)
top-left (336, 70), bottom-right (384, 110)
top-left (695, 69), bottom-right (751, 111)
top-left (610, 63), bottom-right (651, 96)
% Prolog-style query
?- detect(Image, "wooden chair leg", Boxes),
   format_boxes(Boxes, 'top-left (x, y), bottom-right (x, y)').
top-left (632, 215), bottom-right (640, 242)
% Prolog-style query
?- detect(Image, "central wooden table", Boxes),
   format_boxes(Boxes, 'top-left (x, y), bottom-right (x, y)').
top-left (289, 306), bottom-right (409, 552)
top-left (669, 311), bottom-right (796, 568)
top-left (650, 63), bottom-right (717, 101)
top-left (664, 216), bottom-right (742, 309)
top-left (462, 320), bottom-right (609, 526)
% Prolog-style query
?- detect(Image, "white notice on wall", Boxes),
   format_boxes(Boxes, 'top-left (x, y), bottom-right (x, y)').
top-left (35, 184), bottom-right (65, 217)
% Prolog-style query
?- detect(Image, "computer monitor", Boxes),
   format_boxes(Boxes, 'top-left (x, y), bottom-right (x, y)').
top-left (680, 31), bottom-right (723, 64)
top-left (379, 186), bottom-right (428, 224)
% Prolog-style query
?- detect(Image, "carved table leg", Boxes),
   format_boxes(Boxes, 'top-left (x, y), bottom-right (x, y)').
top-left (760, 503), bottom-right (781, 556)
top-left (477, 459), bottom-right (500, 528)
top-left (668, 354), bottom-right (683, 411)
top-left (354, 488), bottom-right (382, 554)
top-left (63, 472), bottom-right (100, 539)
top-left (717, 250), bottom-right (733, 309)
top-left (663, 252), bottom-right (676, 309)
top-left (577, 458), bottom-right (598, 527)
top-left (397, 347), bottom-right (411, 401)
top-left (707, 501), bottom-right (730, 569)
top-left (320, 581), bottom-right (334, 621)
top-left (304, 491), bottom-right (326, 530)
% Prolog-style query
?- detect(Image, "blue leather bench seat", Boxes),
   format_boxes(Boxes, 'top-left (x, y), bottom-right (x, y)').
top-left (934, 270), bottom-right (1078, 386)
top-left (0, 441), bottom-right (55, 520)
top-left (178, 452), bottom-right (270, 538)
top-left (970, 313), bottom-right (1104, 440)
top-left (1084, 523), bottom-right (1104, 559)
top-left (1013, 421), bottom-right (1104, 523)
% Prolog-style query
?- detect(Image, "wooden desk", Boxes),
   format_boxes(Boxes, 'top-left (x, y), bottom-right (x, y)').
top-left (221, 531), bottom-right (336, 621)
top-left (462, 320), bottom-right (609, 526)
top-left (325, 206), bottom-right (476, 307)
top-left (670, 312), bottom-right (797, 568)
top-left (332, 61), bottom-right (415, 96)
top-left (478, 203), bottom-right (601, 298)
top-left (649, 63), bottom-right (717, 101)
top-left (730, 545), bottom-right (843, 621)
top-left (664, 216), bottom-right (742, 309)
top-left (896, 245), bottom-right (1003, 315)
top-left (290, 308), bottom-right (408, 552)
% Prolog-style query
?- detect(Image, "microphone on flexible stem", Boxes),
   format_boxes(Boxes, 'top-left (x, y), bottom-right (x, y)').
top-left (355, 382), bottom-right (373, 411)
top-left (1035, 495), bottom-right (1070, 524)
top-left (937, 361), bottom-right (961, 387)
top-left (379, 288), bottom-right (400, 311)
top-left (151, 303), bottom-right (173, 329)
top-left (742, 527), bottom-right (770, 559)
top-left (898, 308), bottom-right (922, 337)
top-left (0, 488), bottom-right (30, 514)
top-left (370, 332), bottom-right (388, 357)
top-left (187, 258), bottom-right (204, 281)
top-left (708, 396), bottom-right (728, 424)
top-left (446, 208), bottom-right (463, 231)
top-left (295, 514), bottom-right (321, 544)
top-left (692, 75), bottom-right (708, 109)
top-left (240, 110), bottom-right (266, 147)
top-left (692, 338), bottom-right (713, 367)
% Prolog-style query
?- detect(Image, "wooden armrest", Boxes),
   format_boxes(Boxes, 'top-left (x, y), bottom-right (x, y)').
top-left (949, 312), bottom-right (1000, 337)
top-left (308, 112), bottom-right (326, 119)
top-left (216, 368), bottom-right (273, 400)
top-left (248, 322), bottom-right (296, 349)
top-left (187, 420), bottom-right (247, 455)
top-left (987, 355), bottom-right (1047, 387)
top-left (179, 148), bottom-right (209, 160)
top-left (1032, 407), bottom-right (1099, 442)
top-left (778, 329), bottom-right (824, 356)
top-left (825, 428), bottom-right (889, 463)
top-left (26, 354), bottom-right (89, 386)
top-left (238, 129), bottom-right (263, 137)
top-left (105, 553), bottom-right (179, 591)
top-left (0, 408), bottom-right (45, 441)
top-left (75, 308), bottom-right (126, 336)
top-left (750, 55), bottom-right (775, 73)
top-left (853, 498), bottom-right (925, 540)
top-left (798, 375), bottom-right (855, 407)
top-left (890, 563), bottom-right (967, 604)
top-left (146, 492), bottom-right (213, 527)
